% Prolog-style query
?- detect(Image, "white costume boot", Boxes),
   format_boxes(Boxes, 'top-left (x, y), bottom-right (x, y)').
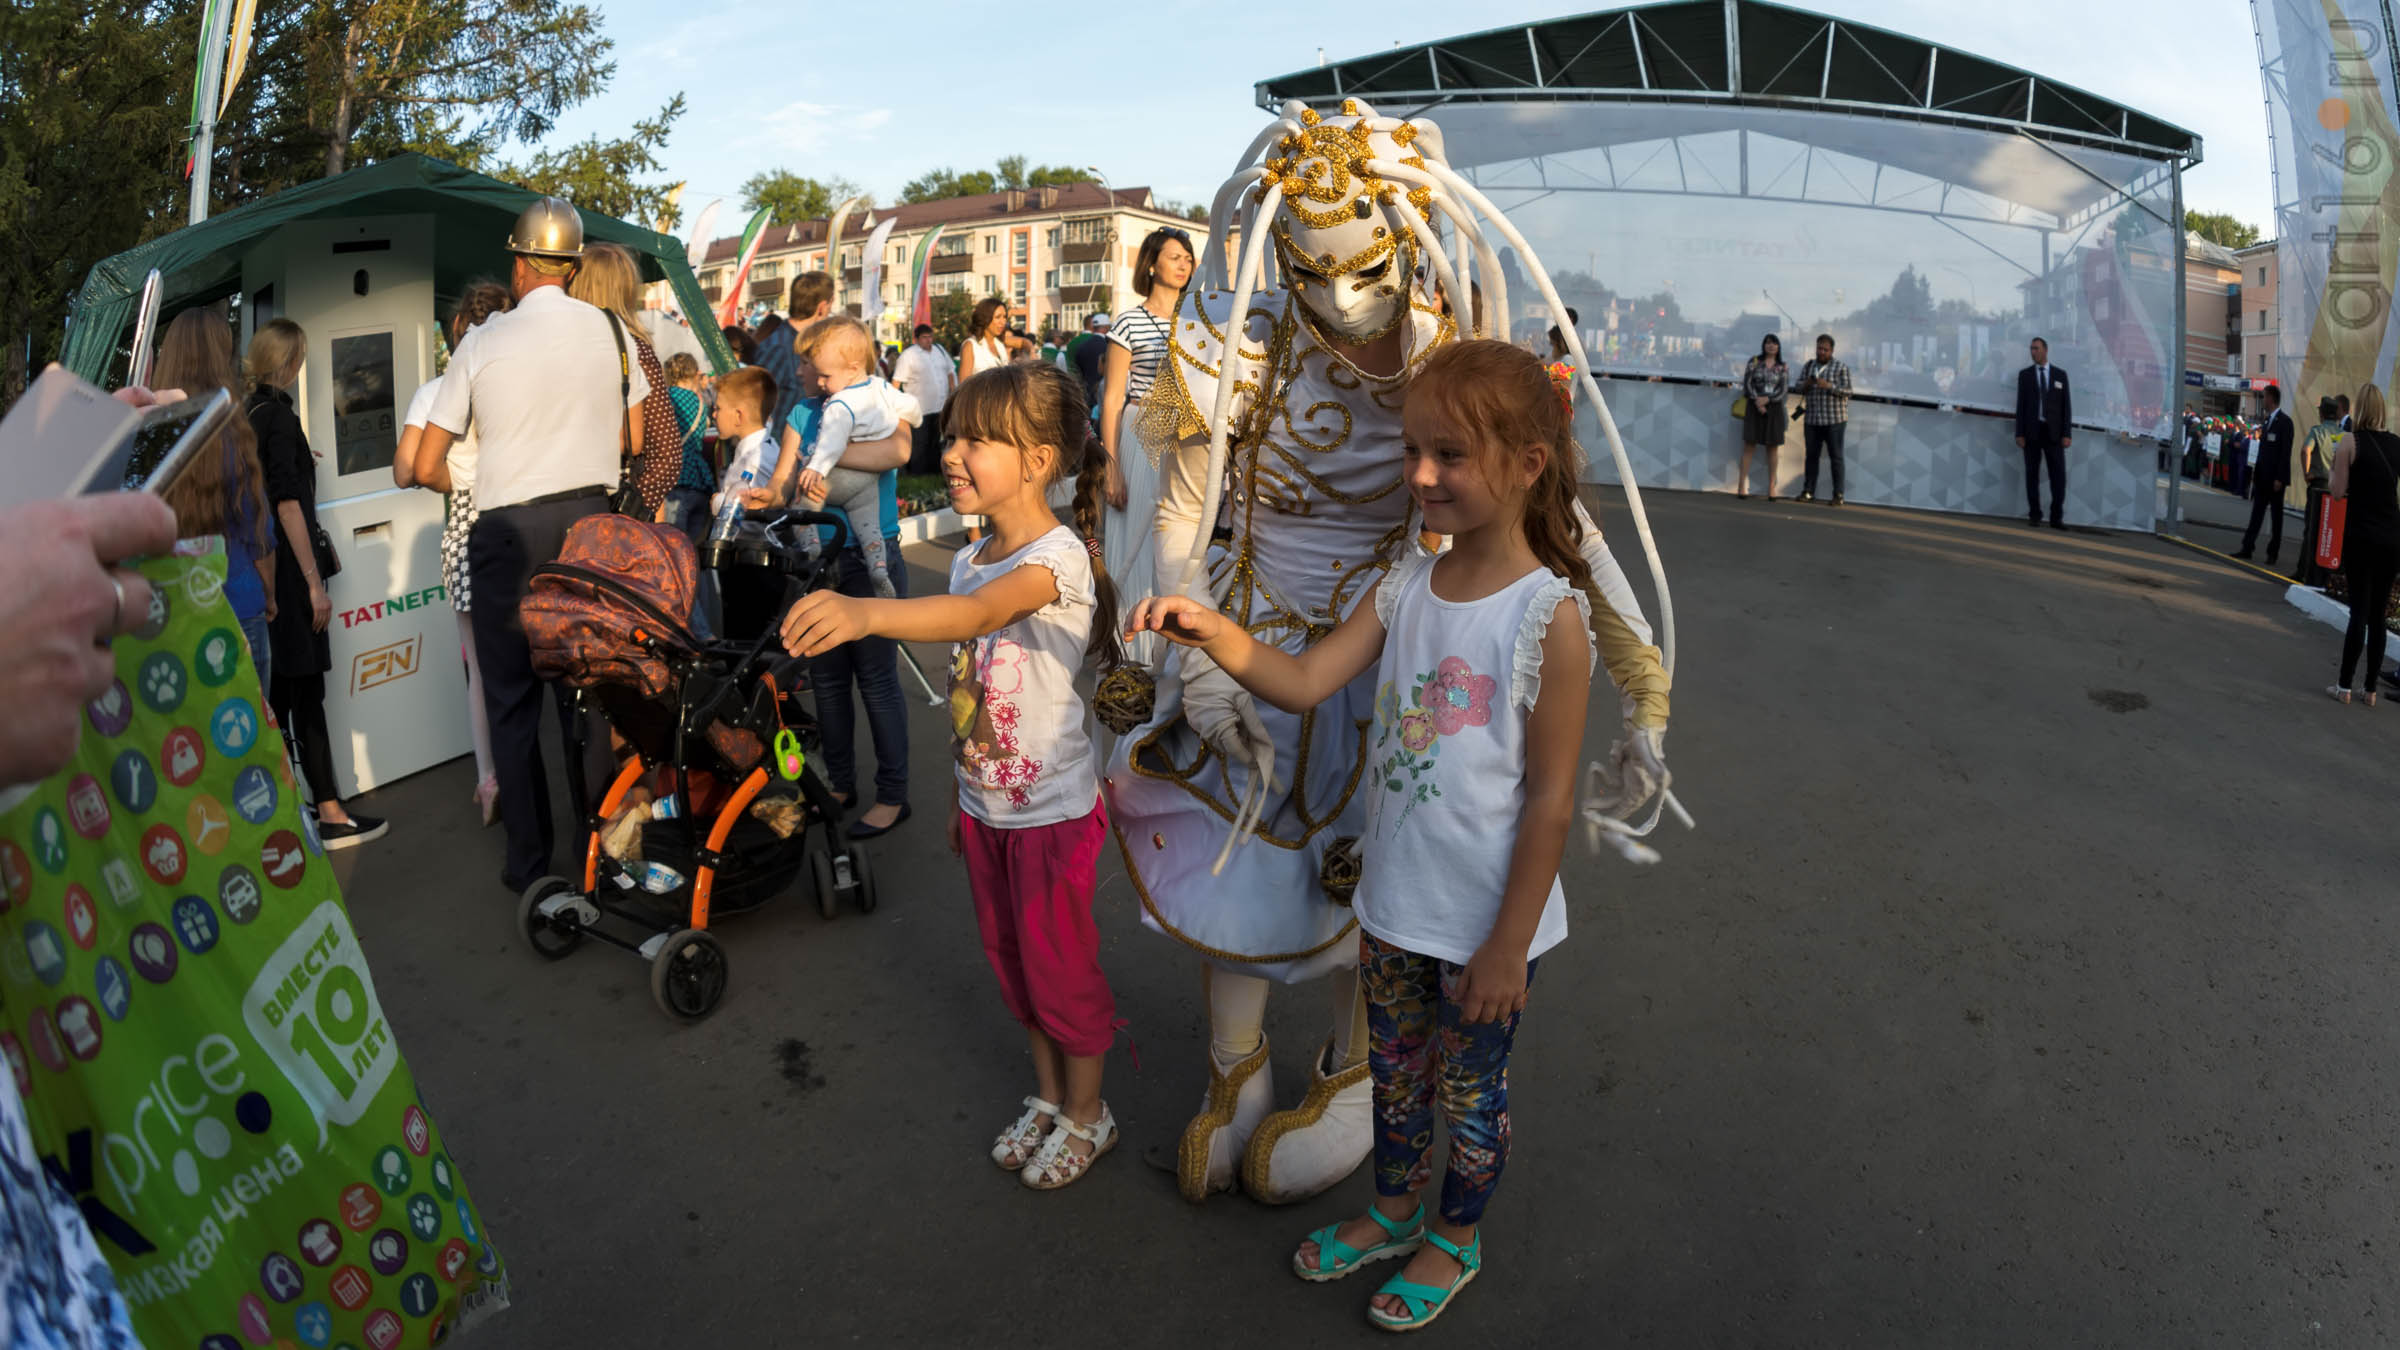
top-left (1177, 969), bottom-right (1276, 1202)
top-left (1240, 970), bottom-right (1373, 1204)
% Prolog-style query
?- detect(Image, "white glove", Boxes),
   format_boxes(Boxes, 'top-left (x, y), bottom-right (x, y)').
top-left (1181, 649), bottom-right (1279, 798)
top-left (1582, 725), bottom-right (1683, 864)
top-left (1588, 725), bottom-right (1666, 820)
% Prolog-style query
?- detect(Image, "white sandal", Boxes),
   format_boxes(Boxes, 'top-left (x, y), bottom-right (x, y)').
top-left (1020, 1104), bottom-right (1117, 1190)
top-left (991, 1096), bottom-right (1059, 1171)
top-left (2328, 684), bottom-right (2354, 704)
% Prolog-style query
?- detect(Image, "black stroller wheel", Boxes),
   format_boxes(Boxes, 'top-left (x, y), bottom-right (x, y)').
top-left (650, 928), bottom-right (729, 1020)
top-left (807, 837), bottom-right (837, 919)
top-left (519, 877), bottom-right (585, 960)
top-left (851, 848), bottom-right (877, 914)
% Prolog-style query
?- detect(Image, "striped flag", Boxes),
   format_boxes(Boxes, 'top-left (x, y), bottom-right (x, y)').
top-left (715, 206), bottom-right (775, 329)
top-left (908, 225), bottom-right (948, 331)
top-left (216, 0), bottom-right (258, 118)
top-left (182, 0), bottom-right (225, 175)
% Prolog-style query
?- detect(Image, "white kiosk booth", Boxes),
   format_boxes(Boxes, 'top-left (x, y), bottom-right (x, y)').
top-left (238, 213), bottom-right (461, 796)
top-left (61, 155), bottom-right (730, 798)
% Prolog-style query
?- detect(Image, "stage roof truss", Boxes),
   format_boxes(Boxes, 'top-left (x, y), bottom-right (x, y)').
top-left (1260, 0), bottom-right (2201, 166)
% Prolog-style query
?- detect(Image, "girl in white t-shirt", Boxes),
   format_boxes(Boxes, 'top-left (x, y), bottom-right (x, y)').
top-left (395, 280), bottom-right (513, 825)
top-left (779, 360), bottom-right (1129, 1191)
top-left (1129, 340), bottom-right (1640, 1332)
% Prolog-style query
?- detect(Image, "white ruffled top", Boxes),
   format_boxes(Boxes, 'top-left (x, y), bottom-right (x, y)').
top-left (1354, 552), bottom-right (1594, 966)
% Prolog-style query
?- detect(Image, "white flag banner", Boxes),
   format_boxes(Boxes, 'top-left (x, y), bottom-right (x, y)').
top-left (2254, 0), bottom-right (2400, 411)
top-left (859, 216), bottom-right (899, 324)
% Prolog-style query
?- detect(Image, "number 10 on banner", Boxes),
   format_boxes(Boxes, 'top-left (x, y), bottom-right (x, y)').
top-left (242, 902), bottom-right (397, 1133)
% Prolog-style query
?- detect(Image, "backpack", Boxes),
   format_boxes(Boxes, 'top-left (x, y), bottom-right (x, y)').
top-left (523, 515), bottom-right (700, 699)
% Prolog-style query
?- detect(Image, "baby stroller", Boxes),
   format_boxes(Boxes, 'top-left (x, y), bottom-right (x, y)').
top-left (519, 509), bottom-right (877, 1020)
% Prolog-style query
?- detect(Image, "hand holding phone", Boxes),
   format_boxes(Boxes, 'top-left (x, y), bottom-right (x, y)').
top-left (0, 493), bottom-right (177, 785)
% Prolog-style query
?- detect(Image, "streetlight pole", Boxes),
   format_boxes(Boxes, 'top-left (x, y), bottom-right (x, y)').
top-left (1088, 166), bottom-right (1116, 324)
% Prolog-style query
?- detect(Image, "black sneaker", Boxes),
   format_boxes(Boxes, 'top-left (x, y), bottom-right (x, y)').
top-left (1797, 491), bottom-right (1817, 502)
top-left (1832, 495), bottom-right (1846, 506)
top-left (318, 814), bottom-right (388, 850)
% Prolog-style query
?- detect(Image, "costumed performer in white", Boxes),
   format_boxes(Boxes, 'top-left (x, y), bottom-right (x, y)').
top-left (1100, 101), bottom-right (1679, 1205)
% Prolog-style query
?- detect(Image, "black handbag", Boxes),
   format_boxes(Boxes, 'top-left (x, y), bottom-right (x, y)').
top-left (309, 520), bottom-right (341, 580)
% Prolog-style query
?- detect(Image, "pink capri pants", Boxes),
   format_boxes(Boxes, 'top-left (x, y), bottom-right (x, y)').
top-left (958, 800), bottom-right (1116, 1057)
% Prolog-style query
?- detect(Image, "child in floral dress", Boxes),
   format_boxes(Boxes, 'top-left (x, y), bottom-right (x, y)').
top-left (1129, 339), bottom-right (1657, 1331)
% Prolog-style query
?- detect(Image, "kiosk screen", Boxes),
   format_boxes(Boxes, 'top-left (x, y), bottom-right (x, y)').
top-left (330, 330), bottom-right (397, 474)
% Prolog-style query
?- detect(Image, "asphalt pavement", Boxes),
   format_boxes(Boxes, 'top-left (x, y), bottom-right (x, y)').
top-left (332, 490), bottom-right (2400, 1348)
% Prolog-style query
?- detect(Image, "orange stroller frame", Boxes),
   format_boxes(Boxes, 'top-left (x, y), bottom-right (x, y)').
top-left (517, 509), bottom-right (878, 1020)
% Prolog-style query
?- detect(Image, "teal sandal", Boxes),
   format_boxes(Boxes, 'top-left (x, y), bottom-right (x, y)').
top-left (1367, 1230), bottom-right (1481, 1332)
top-left (1291, 1201), bottom-right (1425, 1282)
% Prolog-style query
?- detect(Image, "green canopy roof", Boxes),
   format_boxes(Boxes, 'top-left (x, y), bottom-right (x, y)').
top-left (61, 153), bottom-right (731, 382)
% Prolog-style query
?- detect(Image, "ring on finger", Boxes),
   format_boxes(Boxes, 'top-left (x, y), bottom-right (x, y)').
top-left (95, 574), bottom-right (127, 648)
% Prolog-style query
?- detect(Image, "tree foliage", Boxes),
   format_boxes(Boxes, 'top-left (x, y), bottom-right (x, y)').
top-left (500, 96), bottom-right (685, 227)
top-left (219, 0), bottom-right (616, 190)
top-left (741, 169), bottom-right (863, 224)
top-left (0, 0), bottom-right (192, 399)
top-left (928, 291), bottom-right (976, 351)
top-left (900, 157), bottom-right (1092, 205)
top-left (2185, 210), bottom-right (2262, 250)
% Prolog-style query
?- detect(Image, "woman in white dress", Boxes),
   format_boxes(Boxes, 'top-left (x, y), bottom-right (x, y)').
top-left (1098, 229), bottom-right (1195, 665)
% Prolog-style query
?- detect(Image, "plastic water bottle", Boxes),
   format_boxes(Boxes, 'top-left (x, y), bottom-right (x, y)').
top-left (708, 468), bottom-right (754, 543)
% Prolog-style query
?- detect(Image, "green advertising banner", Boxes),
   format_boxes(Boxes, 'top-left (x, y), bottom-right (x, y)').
top-left (0, 543), bottom-right (509, 1349)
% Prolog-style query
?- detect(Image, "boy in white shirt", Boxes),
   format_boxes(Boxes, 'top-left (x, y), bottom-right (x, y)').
top-left (772, 316), bottom-right (918, 597)
top-left (710, 365), bottom-right (779, 519)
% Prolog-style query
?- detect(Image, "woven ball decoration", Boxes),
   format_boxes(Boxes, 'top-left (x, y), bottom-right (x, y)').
top-left (1319, 837), bottom-right (1363, 907)
top-left (1093, 665), bottom-right (1159, 735)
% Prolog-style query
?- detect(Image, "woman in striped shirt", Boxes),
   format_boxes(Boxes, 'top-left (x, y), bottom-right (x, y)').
top-left (1099, 228), bottom-right (1195, 510)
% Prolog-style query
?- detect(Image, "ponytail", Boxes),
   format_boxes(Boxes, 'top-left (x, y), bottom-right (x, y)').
top-left (1070, 423), bottom-right (1125, 672)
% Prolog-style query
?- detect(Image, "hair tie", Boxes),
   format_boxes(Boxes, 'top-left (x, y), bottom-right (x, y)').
top-left (1084, 537), bottom-right (1103, 560)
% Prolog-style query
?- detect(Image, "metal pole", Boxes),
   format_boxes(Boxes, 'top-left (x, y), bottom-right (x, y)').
top-left (2166, 161), bottom-right (2186, 535)
top-left (187, 0), bottom-right (235, 224)
top-left (1087, 168), bottom-right (1116, 320)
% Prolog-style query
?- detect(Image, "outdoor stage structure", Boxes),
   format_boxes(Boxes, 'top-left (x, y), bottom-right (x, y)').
top-left (1260, 0), bottom-right (2202, 531)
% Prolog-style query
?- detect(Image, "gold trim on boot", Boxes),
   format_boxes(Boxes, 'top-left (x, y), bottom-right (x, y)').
top-left (1177, 1039), bottom-right (1272, 1203)
top-left (1241, 1039), bottom-right (1372, 1204)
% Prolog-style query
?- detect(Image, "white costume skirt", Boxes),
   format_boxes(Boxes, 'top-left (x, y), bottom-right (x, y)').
top-left (1104, 645), bottom-right (1370, 984)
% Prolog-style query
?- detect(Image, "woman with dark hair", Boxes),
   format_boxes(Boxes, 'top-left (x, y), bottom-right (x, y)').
top-left (1098, 228), bottom-right (1194, 511)
top-left (721, 323), bottom-right (759, 366)
top-left (961, 297), bottom-right (1012, 383)
top-left (150, 309), bottom-right (276, 686)
top-left (1737, 333), bottom-right (1789, 501)
top-left (245, 318), bottom-right (388, 848)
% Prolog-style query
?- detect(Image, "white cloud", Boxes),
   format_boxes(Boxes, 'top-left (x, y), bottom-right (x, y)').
top-left (740, 101), bottom-right (895, 156)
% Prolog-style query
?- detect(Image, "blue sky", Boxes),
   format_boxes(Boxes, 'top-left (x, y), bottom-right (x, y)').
top-left (542, 0), bottom-right (2273, 239)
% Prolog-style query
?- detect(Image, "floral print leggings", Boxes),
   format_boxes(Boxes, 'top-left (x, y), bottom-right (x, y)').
top-left (1361, 931), bottom-right (1538, 1226)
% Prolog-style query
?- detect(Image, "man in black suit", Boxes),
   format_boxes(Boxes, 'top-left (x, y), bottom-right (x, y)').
top-left (2014, 337), bottom-right (2072, 526)
top-left (2234, 385), bottom-right (2294, 563)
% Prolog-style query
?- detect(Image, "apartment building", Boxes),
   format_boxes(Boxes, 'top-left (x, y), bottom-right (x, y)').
top-left (696, 182), bottom-right (1205, 342)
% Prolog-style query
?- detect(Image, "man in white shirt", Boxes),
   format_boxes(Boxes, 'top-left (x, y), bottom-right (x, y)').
top-left (414, 197), bottom-right (648, 892)
top-left (892, 322), bottom-right (956, 474)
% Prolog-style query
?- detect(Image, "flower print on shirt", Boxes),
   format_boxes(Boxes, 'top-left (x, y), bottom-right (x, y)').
top-left (1420, 657), bottom-right (1496, 736)
top-left (1371, 655), bottom-right (1499, 837)
top-left (949, 633), bottom-right (1046, 810)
